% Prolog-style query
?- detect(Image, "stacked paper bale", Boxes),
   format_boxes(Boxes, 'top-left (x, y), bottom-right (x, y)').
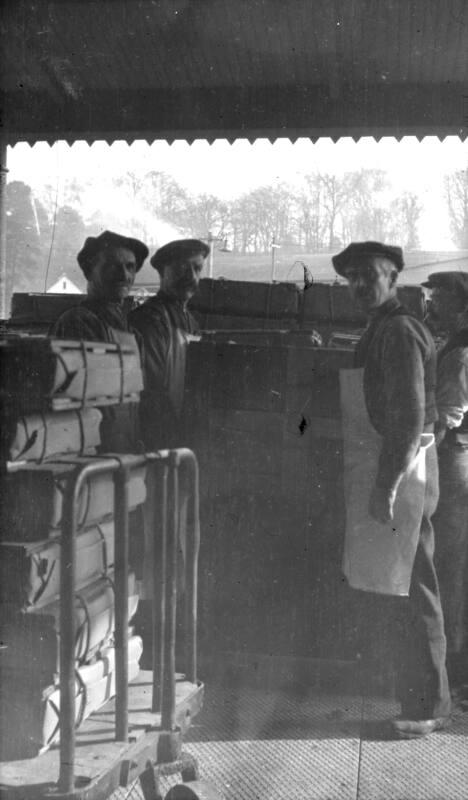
top-left (187, 295), bottom-right (425, 681)
top-left (185, 335), bottom-right (360, 662)
top-left (7, 293), bottom-right (134, 335)
top-left (0, 335), bottom-right (145, 759)
top-left (188, 278), bottom-right (425, 342)
top-left (300, 281), bottom-right (426, 342)
top-left (186, 336), bottom-right (352, 501)
top-left (189, 277), bottom-right (301, 330)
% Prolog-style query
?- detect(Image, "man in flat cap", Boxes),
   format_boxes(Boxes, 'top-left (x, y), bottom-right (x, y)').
top-left (334, 241), bottom-right (451, 737)
top-left (51, 229), bottom-right (149, 452)
top-left (423, 271), bottom-right (468, 700)
top-left (128, 239), bottom-right (209, 657)
top-left (129, 238), bottom-right (209, 449)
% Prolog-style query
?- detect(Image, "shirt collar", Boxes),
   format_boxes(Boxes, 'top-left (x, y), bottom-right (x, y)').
top-left (83, 297), bottom-right (124, 312)
top-left (82, 297), bottom-right (128, 327)
top-left (368, 296), bottom-right (401, 322)
top-left (154, 289), bottom-right (189, 310)
top-left (454, 313), bottom-right (468, 334)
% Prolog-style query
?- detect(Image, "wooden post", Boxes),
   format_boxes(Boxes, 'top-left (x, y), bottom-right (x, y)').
top-left (0, 139), bottom-right (8, 319)
top-left (207, 232), bottom-right (214, 278)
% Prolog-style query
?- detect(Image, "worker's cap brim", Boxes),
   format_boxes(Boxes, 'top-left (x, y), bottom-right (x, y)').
top-left (332, 241), bottom-right (404, 276)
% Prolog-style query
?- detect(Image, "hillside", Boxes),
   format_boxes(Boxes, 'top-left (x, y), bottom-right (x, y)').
top-left (135, 250), bottom-right (468, 290)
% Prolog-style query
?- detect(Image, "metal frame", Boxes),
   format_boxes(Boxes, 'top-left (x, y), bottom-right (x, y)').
top-left (54, 448), bottom-right (200, 797)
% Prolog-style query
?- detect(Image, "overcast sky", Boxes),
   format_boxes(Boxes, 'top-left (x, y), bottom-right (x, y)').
top-left (8, 136), bottom-right (468, 250)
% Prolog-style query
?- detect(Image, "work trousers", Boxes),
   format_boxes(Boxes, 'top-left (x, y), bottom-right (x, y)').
top-left (393, 443), bottom-right (451, 719)
top-left (433, 442), bottom-right (468, 685)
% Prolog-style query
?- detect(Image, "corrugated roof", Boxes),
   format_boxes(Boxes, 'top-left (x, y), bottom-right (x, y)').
top-left (1, 0), bottom-right (467, 144)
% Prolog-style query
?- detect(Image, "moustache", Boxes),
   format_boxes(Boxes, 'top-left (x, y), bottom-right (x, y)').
top-left (112, 281), bottom-right (132, 290)
top-left (178, 280), bottom-right (197, 291)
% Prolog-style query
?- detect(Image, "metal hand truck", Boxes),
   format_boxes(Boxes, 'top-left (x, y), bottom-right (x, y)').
top-left (0, 449), bottom-right (220, 800)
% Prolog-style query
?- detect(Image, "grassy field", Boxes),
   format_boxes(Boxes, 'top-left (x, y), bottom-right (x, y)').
top-left (135, 249), bottom-right (468, 289)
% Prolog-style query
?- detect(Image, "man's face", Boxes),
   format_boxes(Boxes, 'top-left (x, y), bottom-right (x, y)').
top-left (428, 287), bottom-right (465, 328)
top-left (88, 246), bottom-right (137, 302)
top-left (161, 253), bottom-right (205, 301)
top-left (344, 258), bottom-right (396, 312)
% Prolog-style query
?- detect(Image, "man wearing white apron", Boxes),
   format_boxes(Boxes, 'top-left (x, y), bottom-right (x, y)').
top-left (333, 241), bottom-right (451, 738)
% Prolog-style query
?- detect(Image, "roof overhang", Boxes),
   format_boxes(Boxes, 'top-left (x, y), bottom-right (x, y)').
top-left (1, 0), bottom-right (468, 146)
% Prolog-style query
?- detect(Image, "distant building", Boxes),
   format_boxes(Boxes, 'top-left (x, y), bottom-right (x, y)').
top-left (47, 274), bottom-right (82, 294)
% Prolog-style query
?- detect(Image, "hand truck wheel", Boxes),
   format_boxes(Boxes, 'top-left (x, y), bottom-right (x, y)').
top-left (181, 761), bottom-right (199, 782)
top-left (164, 780), bottom-right (224, 800)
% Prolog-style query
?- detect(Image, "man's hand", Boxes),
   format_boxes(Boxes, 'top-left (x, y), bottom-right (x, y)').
top-left (369, 486), bottom-right (396, 524)
top-left (434, 421), bottom-right (447, 448)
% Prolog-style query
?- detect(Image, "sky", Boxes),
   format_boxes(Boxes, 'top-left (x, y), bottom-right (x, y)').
top-left (7, 136), bottom-right (468, 250)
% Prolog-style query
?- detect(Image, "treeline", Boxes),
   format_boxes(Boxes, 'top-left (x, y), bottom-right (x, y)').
top-left (74, 168), bottom-right (425, 253)
top-left (5, 166), bottom-right (468, 305)
top-left (6, 182), bottom-right (91, 301)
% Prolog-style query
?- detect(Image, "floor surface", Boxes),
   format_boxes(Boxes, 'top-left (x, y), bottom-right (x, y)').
top-left (115, 681), bottom-right (468, 800)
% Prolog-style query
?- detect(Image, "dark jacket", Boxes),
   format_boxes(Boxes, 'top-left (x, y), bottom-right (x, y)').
top-left (51, 299), bottom-right (142, 453)
top-left (436, 327), bottom-right (468, 443)
top-left (355, 297), bottom-right (438, 492)
top-left (128, 291), bottom-right (199, 449)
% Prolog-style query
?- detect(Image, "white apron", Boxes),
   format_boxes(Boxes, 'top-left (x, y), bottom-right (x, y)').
top-left (340, 367), bottom-right (435, 596)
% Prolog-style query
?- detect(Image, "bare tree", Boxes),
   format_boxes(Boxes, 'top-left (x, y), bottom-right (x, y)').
top-left (390, 193), bottom-right (422, 249)
top-left (317, 172), bottom-right (374, 249)
top-left (5, 181), bottom-right (50, 300)
top-left (341, 170), bottom-right (388, 242)
top-left (229, 185), bottom-right (295, 253)
top-left (317, 174), bottom-right (344, 248)
top-left (229, 193), bottom-right (258, 253)
top-left (445, 168), bottom-right (468, 249)
top-left (294, 174), bottom-right (323, 250)
top-left (145, 171), bottom-right (189, 222)
top-left (113, 170), bottom-right (145, 200)
top-left (176, 193), bottom-right (228, 240)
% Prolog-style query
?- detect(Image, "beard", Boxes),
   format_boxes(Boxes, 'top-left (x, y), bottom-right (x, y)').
top-left (174, 280), bottom-right (198, 300)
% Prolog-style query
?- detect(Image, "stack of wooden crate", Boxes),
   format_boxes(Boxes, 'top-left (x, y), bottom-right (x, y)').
top-left (7, 280), bottom-right (425, 340)
top-left (186, 280), bottom-right (425, 680)
top-left (185, 335), bottom-right (360, 661)
top-left (189, 277), bottom-right (425, 338)
top-left (7, 293), bottom-right (135, 335)
top-left (300, 282), bottom-right (426, 342)
top-left (189, 278), bottom-right (301, 330)
top-left (0, 335), bottom-right (145, 759)
top-left (186, 337), bottom-right (353, 501)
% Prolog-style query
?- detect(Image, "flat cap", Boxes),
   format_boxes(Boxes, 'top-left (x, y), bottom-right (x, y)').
top-left (332, 241), bottom-right (404, 276)
top-left (77, 230), bottom-right (148, 277)
top-left (150, 239), bottom-right (210, 273)
top-left (421, 271), bottom-right (468, 300)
